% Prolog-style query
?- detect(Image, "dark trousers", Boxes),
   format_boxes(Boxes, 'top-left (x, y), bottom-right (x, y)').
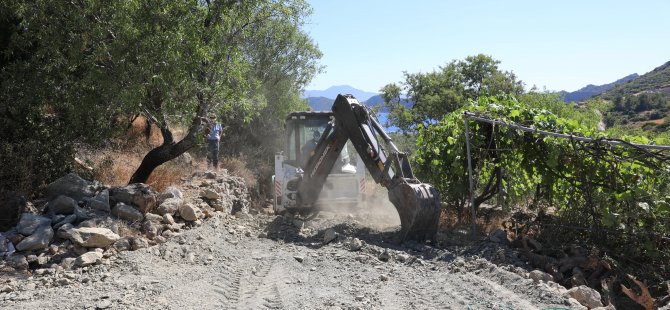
top-left (207, 139), bottom-right (220, 168)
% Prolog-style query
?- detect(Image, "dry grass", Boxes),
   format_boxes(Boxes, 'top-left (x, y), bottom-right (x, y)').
top-left (86, 116), bottom-right (190, 192)
top-left (220, 156), bottom-right (257, 188)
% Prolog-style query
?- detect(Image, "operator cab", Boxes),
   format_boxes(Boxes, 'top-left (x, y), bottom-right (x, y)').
top-left (284, 111), bottom-right (355, 174)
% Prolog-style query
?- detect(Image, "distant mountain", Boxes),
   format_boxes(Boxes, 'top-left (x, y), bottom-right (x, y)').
top-left (307, 94), bottom-right (414, 112)
top-left (306, 96), bottom-right (334, 111)
top-left (303, 85), bottom-right (378, 102)
top-left (560, 74), bottom-right (639, 102)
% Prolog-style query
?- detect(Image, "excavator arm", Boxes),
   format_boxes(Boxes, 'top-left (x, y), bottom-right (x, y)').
top-left (296, 94), bottom-right (441, 241)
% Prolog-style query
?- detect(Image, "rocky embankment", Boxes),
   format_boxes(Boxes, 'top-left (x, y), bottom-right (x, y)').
top-left (0, 171), bottom-right (630, 309)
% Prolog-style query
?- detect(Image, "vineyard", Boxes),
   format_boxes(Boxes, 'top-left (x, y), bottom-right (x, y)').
top-left (415, 95), bottom-right (670, 296)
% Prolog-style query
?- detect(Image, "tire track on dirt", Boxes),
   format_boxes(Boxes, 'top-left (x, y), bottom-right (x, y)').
top-left (214, 255), bottom-right (287, 310)
top-left (387, 267), bottom-right (548, 310)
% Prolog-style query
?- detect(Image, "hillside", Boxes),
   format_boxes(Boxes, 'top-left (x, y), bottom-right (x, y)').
top-left (597, 61), bottom-right (670, 131)
top-left (600, 61), bottom-right (670, 99)
top-left (560, 73), bottom-right (638, 102)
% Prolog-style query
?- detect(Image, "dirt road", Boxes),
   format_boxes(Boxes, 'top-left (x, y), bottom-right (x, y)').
top-left (2, 201), bottom-right (582, 310)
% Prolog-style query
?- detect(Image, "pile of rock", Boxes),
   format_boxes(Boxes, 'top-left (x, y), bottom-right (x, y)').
top-left (0, 170), bottom-right (251, 275)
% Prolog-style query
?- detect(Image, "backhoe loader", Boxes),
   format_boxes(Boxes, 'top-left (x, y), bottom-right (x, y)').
top-left (274, 94), bottom-right (440, 241)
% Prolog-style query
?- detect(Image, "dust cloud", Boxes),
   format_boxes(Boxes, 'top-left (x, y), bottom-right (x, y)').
top-left (318, 182), bottom-right (401, 231)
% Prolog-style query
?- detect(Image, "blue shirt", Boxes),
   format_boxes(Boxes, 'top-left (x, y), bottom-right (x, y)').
top-left (207, 123), bottom-right (222, 141)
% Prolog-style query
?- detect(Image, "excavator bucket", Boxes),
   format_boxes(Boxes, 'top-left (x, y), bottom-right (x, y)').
top-left (388, 181), bottom-right (441, 242)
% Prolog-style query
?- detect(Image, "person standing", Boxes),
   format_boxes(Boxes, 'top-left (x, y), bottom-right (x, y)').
top-left (205, 114), bottom-right (223, 170)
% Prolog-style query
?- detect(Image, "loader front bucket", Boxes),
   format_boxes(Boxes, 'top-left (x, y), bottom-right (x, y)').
top-left (388, 181), bottom-right (441, 242)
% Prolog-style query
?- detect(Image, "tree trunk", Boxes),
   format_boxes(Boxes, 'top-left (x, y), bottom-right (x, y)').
top-left (128, 109), bottom-right (207, 184)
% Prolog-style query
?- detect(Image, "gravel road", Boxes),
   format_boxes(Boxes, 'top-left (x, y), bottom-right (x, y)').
top-left (2, 175), bottom-right (584, 310)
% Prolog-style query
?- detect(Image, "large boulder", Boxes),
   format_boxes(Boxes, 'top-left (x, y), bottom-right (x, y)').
top-left (16, 225), bottom-right (54, 251)
top-left (45, 173), bottom-right (97, 202)
top-left (48, 195), bottom-right (78, 215)
top-left (16, 213), bottom-right (51, 236)
top-left (111, 203), bottom-right (144, 222)
top-left (62, 227), bottom-right (120, 248)
top-left (110, 183), bottom-right (157, 213)
top-left (0, 191), bottom-right (26, 231)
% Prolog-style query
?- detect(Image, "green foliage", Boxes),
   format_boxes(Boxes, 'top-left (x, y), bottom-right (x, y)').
top-left (0, 0), bottom-right (321, 191)
top-left (417, 95), bottom-right (670, 283)
top-left (381, 54), bottom-right (524, 132)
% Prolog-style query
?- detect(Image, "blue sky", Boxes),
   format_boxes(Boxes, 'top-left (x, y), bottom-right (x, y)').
top-left (304, 1), bottom-right (670, 93)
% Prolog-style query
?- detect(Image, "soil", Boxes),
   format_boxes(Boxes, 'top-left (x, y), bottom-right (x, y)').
top-left (1, 174), bottom-right (582, 310)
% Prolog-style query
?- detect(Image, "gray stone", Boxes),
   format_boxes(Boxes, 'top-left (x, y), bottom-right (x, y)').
top-left (529, 270), bottom-right (554, 283)
top-left (349, 238), bottom-right (363, 251)
top-left (564, 285), bottom-right (603, 309)
top-left (110, 183), bottom-right (157, 213)
top-left (57, 223), bottom-right (75, 239)
top-left (16, 213), bottom-right (51, 236)
top-left (0, 233), bottom-right (12, 256)
top-left (7, 254), bottom-right (28, 270)
top-left (36, 255), bottom-right (49, 265)
top-left (142, 220), bottom-right (161, 239)
top-left (112, 203), bottom-right (144, 222)
top-left (323, 228), bottom-right (337, 244)
top-left (211, 198), bottom-right (232, 213)
top-left (396, 253), bottom-right (410, 262)
top-left (48, 195), bottom-right (78, 215)
top-left (293, 256), bottom-right (304, 263)
top-left (201, 189), bottom-right (220, 200)
top-left (156, 197), bottom-right (182, 216)
top-left (16, 225), bottom-right (54, 251)
top-left (61, 257), bottom-right (76, 269)
top-left (379, 250), bottom-right (391, 262)
top-left (159, 186), bottom-right (183, 202)
top-left (72, 205), bottom-right (92, 223)
top-left (144, 213), bottom-right (163, 223)
top-left (130, 236), bottom-right (149, 251)
top-left (53, 214), bottom-right (77, 230)
top-left (64, 227), bottom-right (120, 248)
top-left (113, 238), bottom-right (131, 251)
top-left (162, 214), bottom-right (176, 225)
top-left (179, 204), bottom-right (199, 221)
top-left (87, 189), bottom-right (110, 213)
top-left (45, 173), bottom-right (96, 202)
top-left (74, 251), bottom-right (103, 267)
